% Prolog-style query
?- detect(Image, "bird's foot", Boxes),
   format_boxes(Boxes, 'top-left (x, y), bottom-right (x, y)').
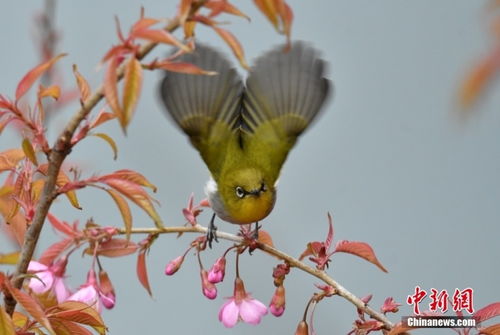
top-left (207, 213), bottom-right (218, 248)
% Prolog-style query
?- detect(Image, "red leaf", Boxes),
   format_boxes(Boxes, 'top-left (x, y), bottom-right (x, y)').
top-left (298, 241), bottom-right (323, 261)
top-left (39, 238), bottom-right (73, 265)
top-left (16, 53), bottom-right (67, 101)
top-left (257, 229), bottom-right (274, 247)
top-left (334, 240), bottom-right (388, 273)
top-left (474, 302), bottom-right (500, 323)
top-left (130, 17), bottom-right (159, 34)
top-left (38, 85), bottom-right (61, 101)
top-left (0, 149), bottom-right (25, 173)
top-left (72, 65), bottom-right (91, 102)
top-left (48, 301), bottom-right (105, 334)
top-left (91, 133), bottom-right (118, 160)
top-left (49, 319), bottom-right (93, 335)
top-left (47, 213), bottom-right (77, 237)
top-left (104, 55), bottom-right (122, 125)
top-left (105, 189), bottom-right (132, 240)
top-left (253, 0), bottom-right (278, 28)
top-left (121, 57), bottom-right (143, 132)
top-left (205, 0), bottom-right (250, 20)
top-left (325, 212), bottom-right (334, 251)
top-left (178, 0), bottom-right (193, 25)
top-left (38, 165), bottom-right (81, 209)
top-left (152, 61), bottom-right (217, 75)
top-left (195, 16), bottom-right (248, 68)
top-left (381, 297), bottom-right (401, 314)
top-left (99, 169), bottom-right (157, 192)
top-left (91, 238), bottom-right (138, 257)
top-left (479, 323), bottom-right (500, 335)
top-left (5, 281), bottom-right (55, 334)
top-left (137, 250), bottom-right (152, 296)
top-left (0, 305), bottom-right (16, 335)
top-left (387, 321), bottom-right (413, 335)
top-left (89, 110), bottom-right (115, 129)
top-left (132, 29), bottom-right (190, 52)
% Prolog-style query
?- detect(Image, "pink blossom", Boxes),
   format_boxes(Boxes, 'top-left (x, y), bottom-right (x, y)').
top-left (269, 285), bottom-right (286, 317)
top-left (200, 270), bottom-right (217, 299)
top-left (165, 255), bottom-right (184, 276)
top-left (28, 258), bottom-right (70, 303)
top-left (67, 269), bottom-right (115, 312)
top-left (207, 257), bottom-right (226, 283)
top-left (218, 278), bottom-right (268, 328)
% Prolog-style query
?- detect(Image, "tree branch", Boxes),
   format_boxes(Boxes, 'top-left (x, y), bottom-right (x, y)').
top-left (4, 18), bottom-right (180, 316)
top-left (116, 225), bottom-right (395, 330)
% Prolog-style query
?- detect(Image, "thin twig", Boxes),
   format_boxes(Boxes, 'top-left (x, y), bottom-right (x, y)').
top-left (116, 225), bottom-right (395, 329)
top-left (4, 18), bottom-right (180, 316)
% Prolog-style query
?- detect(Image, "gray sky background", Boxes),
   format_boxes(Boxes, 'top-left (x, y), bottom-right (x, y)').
top-left (1, 1), bottom-right (499, 334)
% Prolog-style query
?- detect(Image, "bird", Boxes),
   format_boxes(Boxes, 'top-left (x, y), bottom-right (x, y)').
top-left (159, 41), bottom-right (330, 242)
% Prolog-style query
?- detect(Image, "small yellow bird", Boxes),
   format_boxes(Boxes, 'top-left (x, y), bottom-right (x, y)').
top-left (160, 42), bottom-right (330, 239)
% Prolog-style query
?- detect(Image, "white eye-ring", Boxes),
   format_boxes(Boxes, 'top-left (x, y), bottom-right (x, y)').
top-left (235, 186), bottom-right (246, 198)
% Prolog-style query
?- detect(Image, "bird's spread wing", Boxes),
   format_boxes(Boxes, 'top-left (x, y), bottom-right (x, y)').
top-left (242, 42), bottom-right (331, 183)
top-left (159, 44), bottom-right (243, 178)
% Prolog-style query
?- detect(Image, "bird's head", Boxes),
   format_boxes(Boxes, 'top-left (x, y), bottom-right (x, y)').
top-left (215, 168), bottom-right (276, 224)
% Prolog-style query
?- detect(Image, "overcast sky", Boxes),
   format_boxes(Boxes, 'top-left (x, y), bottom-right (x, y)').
top-left (1, 1), bottom-right (499, 334)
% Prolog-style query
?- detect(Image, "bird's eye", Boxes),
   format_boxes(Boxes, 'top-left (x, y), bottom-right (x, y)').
top-left (235, 186), bottom-right (246, 198)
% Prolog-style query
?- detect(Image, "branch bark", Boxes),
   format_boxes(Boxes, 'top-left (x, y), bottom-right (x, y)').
top-left (4, 18), bottom-right (180, 316)
top-left (116, 225), bottom-right (395, 330)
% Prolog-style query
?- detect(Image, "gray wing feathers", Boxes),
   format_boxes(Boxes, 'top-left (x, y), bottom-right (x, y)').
top-left (159, 44), bottom-right (243, 137)
top-left (243, 42), bottom-right (330, 136)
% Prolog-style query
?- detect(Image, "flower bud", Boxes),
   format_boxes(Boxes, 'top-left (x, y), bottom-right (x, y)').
top-left (295, 320), bottom-right (309, 335)
top-left (98, 270), bottom-right (116, 309)
top-left (165, 255), bottom-right (184, 276)
top-left (207, 257), bottom-right (226, 283)
top-left (200, 270), bottom-right (217, 299)
top-left (269, 285), bottom-right (286, 317)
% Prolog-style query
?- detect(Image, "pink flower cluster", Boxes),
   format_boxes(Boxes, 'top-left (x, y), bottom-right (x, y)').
top-left (28, 259), bottom-right (115, 313)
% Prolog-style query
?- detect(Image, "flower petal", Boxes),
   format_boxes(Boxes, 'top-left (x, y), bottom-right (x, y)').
top-left (28, 261), bottom-right (49, 272)
top-left (67, 285), bottom-right (101, 312)
top-left (29, 270), bottom-right (54, 294)
top-left (240, 298), bottom-right (268, 325)
top-left (219, 299), bottom-right (239, 328)
top-left (53, 278), bottom-right (71, 302)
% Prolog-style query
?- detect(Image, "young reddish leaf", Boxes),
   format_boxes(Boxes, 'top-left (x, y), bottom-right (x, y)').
top-left (479, 324), bottom-right (500, 335)
top-left (39, 165), bottom-right (81, 209)
top-left (0, 149), bottom-right (25, 172)
top-left (386, 322), bottom-right (413, 335)
top-left (89, 238), bottom-right (138, 257)
top-left (21, 138), bottom-right (38, 166)
top-left (99, 178), bottom-right (162, 228)
top-left (381, 297), bottom-right (401, 314)
top-left (132, 29), bottom-right (190, 52)
top-left (105, 189), bottom-right (132, 240)
top-left (0, 116), bottom-right (15, 135)
top-left (104, 56), bottom-right (122, 126)
top-left (101, 169), bottom-right (157, 192)
top-left (275, 0), bottom-right (293, 42)
top-left (49, 319), bottom-right (93, 335)
top-left (178, 0), bottom-right (193, 24)
top-left (47, 213), bottom-right (77, 237)
top-left (0, 306), bottom-right (16, 335)
top-left (254, 0), bottom-right (279, 29)
top-left (299, 241), bottom-right (323, 261)
top-left (89, 110), bottom-right (116, 129)
top-left (39, 238), bottom-right (73, 265)
top-left (210, 25), bottom-right (248, 69)
top-left (137, 250), bottom-right (152, 296)
top-left (16, 53), bottom-right (67, 101)
top-left (153, 61), bottom-right (217, 75)
top-left (130, 17), bottom-right (159, 34)
top-left (258, 229), bottom-right (274, 247)
top-left (184, 21), bottom-right (197, 38)
top-left (91, 133), bottom-right (118, 160)
top-left (205, 0), bottom-right (250, 20)
top-left (459, 46), bottom-right (500, 108)
top-left (0, 251), bottom-right (20, 265)
top-left (5, 281), bottom-right (56, 335)
top-left (38, 85), bottom-right (61, 100)
top-left (474, 302), bottom-right (500, 323)
top-left (49, 301), bottom-right (105, 334)
top-left (325, 212), bottom-right (334, 250)
top-left (121, 57), bottom-right (143, 132)
top-left (72, 65), bottom-right (91, 102)
top-left (334, 240), bottom-right (388, 273)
